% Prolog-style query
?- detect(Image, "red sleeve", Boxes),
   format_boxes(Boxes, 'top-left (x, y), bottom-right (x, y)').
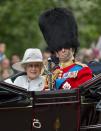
top-left (67, 67), bottom-right (92, 88)
top-left (76, 67), bottom-right (92, 86)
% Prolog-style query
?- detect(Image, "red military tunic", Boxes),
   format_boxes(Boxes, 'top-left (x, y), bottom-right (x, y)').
top-left (53, 61), bottom-right (92, 89)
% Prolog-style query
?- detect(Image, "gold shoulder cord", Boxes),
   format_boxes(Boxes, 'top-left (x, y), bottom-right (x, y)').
top-left (44, 69), bottom-right (61, 90)
top-left (75, 61), bottom-right (88, 67)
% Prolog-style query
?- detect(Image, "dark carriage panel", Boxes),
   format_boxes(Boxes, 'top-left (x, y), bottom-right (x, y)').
top-left (31, 89), bottom-right (80, 131)
top-left (80, 73), bottom-right (101, 131)
top-left (0, 81), bottom-right (33, 131)
top-left (0, 72), bottom-right (101, 131)
top-left (80, 103), bottom-right (101, 131)
top-left (0, 81), bottom-right (30, 107)
top-left (0, 107), bottom-right (33, 131)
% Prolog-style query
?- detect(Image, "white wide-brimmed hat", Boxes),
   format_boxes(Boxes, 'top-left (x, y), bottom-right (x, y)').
top-left (12, 48), bottom-right (43, 72)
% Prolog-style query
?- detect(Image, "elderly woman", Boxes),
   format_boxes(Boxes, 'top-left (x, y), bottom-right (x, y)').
top-left (12, 48), bottom-right (45, 91)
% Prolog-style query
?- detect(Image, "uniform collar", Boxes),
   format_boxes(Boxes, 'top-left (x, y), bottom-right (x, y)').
top-left (60, 60), bottom-right (74, 68)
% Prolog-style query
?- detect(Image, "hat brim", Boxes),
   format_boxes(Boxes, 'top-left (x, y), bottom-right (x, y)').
top-left (12, 60), bottom-right (43, 72)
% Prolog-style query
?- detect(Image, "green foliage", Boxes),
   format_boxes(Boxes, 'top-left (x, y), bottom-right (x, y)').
top-left (0, 0), bottom-right (101, 57)
top-left (0, 0), bottom-right (60, 57)
top-left (64, 0), bottom-right (101, 47)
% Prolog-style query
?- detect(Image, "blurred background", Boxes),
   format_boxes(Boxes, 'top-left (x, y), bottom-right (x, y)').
top-left (0, 0), bottom-right (101, 80)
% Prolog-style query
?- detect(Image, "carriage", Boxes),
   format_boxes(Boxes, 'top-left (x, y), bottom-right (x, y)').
top-left (0, 72), bottom-right (101, 131)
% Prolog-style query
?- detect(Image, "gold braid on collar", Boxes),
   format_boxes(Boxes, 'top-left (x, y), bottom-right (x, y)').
top-left (60, 60), bottom-right (74, 68)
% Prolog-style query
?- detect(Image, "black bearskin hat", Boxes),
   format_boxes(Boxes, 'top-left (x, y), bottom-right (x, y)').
top-left (39, 7), bottom-right (80, 53)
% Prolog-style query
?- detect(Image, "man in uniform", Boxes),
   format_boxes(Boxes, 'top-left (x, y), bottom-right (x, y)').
top-left (39, 7), bottom-right (92, 89)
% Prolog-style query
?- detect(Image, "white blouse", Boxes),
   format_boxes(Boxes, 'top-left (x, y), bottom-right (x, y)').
top-left (14, 75), bottom-right (45, 91)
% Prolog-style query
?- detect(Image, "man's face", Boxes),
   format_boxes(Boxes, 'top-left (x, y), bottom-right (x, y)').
top-left (56, 48), bottom-right (74, 63)
top-left (11, 55), bottom-right (20, 65)
top-left (1, 58), bottom-right (10, 69)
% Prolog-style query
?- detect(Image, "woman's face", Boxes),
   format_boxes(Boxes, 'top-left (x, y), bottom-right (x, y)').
top-left (56, 48), bottom-right (74, 63)
top-left (25, 62), bottom-right (42, 80)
